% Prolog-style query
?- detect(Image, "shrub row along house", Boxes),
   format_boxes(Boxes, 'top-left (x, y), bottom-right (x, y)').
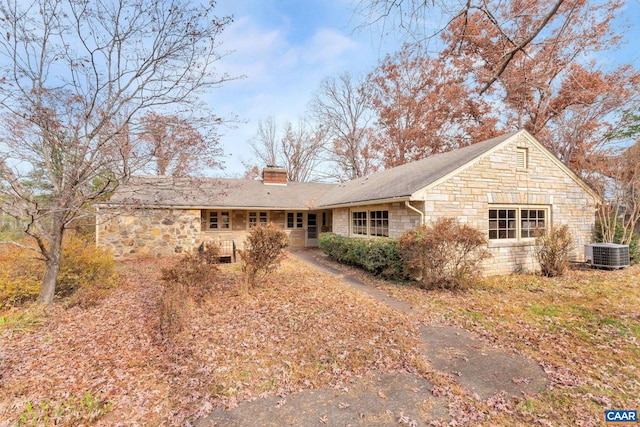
top-left (96, 129), bottom-right (600, 274)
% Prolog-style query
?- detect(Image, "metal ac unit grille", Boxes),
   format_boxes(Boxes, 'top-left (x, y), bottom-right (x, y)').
top-left (587, 243), bottom-right (630, 269)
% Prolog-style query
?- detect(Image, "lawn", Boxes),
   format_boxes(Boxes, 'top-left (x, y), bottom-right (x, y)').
top-left (0, 255), bottom-right (638, 426)
top-left (372, 263), bottom-right (640, 425)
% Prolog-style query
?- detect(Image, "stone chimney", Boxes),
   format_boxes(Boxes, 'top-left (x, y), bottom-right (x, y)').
top-left (262, 165), bottom-right (288, 185)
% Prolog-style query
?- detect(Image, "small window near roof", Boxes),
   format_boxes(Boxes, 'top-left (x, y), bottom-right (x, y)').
top-left (516, 147), bottom-right (528, 169)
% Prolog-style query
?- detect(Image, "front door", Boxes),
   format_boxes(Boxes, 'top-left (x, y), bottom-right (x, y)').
top-left (306, 213), bottom-right (318, 246)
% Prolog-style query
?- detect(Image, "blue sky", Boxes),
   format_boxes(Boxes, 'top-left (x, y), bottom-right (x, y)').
top-left (209, 0), bottom-right (640, 178)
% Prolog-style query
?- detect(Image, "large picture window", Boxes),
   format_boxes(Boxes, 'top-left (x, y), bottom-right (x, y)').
top-left (208, 211), bottom-right (230, 230)
top-left (489, 206), bottom-right (548, 240)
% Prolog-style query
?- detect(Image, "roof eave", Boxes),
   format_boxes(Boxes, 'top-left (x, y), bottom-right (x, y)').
top-left (318, 195), bottom-right (412, 209)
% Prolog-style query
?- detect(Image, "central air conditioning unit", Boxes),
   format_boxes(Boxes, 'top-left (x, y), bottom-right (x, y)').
top-left (585, 243), bottom-right (630, 269)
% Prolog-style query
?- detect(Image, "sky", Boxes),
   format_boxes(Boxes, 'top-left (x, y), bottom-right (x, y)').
top-left (208, 0), bottom-right (640, 178)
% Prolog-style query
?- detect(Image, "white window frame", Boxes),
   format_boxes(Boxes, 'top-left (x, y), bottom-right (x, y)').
top-left (369, 210), bottom-right (389, 237)
top-left (208, 210), bottom-right (231, 230)
top-left (488, 205), bottom-right (549, 241)
top-left (286, 211), bottom-right (305, 229)
top-left (351, 209), bottom-right (390, 237)
top-left (248, 211), bottom-right (269, 229)
top-left (352, 211), bottom-right (368, 236)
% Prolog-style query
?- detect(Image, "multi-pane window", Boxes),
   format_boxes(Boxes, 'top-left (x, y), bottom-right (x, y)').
top-left (286, 212), bottom-right (304, 229)
top-left (352, 211), bottom-right (368, 235)
top-left (489, 209), bottom-right (516, 239)
top-left (369, 210), bottom-right (389, 237)
top-left (209, 211), bottom-right (230, 229)
top-left (352, 210), bottom-right (390, 237)
top-left (489, 207), bottom-right (548, 240)
top-left (521, 209), bottom-right (546, 238)
top-left (248, 211), bottom-right (268, 228)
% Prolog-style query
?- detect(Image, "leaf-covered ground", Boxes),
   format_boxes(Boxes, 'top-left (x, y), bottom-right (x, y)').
top-left (2, 254), bottom-right (639, 426)
top-left (371, 264), bottom-right (640, 426)
top-left (0, 256), bottom-right (419, 426)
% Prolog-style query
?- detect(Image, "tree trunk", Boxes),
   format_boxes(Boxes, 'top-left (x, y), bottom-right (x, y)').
top-left (38, 226), bottom-right (64, 305)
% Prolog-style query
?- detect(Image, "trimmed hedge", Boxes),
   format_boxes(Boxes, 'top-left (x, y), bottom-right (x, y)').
top-left (318, 233), bottom-right (404, 279)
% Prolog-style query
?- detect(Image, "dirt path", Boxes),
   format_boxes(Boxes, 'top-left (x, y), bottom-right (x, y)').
top-left (195, 249), bottom-right (547, 426)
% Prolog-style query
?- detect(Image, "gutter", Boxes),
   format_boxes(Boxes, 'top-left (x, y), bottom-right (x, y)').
top-left (405, 201), bottom-right (424, 226)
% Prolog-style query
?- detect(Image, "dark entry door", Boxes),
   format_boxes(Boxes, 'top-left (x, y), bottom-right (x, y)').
top-left (306, 213), bottom-right (318, 246)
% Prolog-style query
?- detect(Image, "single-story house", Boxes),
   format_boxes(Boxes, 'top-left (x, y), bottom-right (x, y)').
top-left (96, 129), bottom-right (600, 274)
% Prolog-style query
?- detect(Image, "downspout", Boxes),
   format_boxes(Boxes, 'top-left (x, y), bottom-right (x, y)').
top-left (405, 201), bottom-right (424, 226)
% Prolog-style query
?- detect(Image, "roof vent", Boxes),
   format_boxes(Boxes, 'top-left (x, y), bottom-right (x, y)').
top-left (262, 166), bottom-right (287, 185)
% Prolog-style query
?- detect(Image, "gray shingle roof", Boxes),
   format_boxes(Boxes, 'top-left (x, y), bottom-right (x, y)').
top-left (104, 131), bottom-right (519, 209)
top-left (315, 131), bottom-right (517, 207)
top-left (104, 176), bottom-right (336, 209)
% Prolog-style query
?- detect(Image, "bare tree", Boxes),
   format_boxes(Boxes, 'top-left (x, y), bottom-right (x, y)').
top-left (249, 116), bottom-right (279, 167)
top-left (591, 143), bottom-right (640, 246)
top-left (0, 0), bottom-right (233, 304)
top-left (139, 112), bottom-right (222, 177)
top-left (247, 117), bottom-right (328, 182)
top-left (354, 0), bottom-right (595, 94)
top-left (310, 73), bottom-right (377, 181)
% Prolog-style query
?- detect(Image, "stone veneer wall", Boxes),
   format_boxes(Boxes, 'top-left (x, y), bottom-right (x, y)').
top-left (331, 202), bottom-right (422, 238)
top-left (329, 133), bottom-right (598, 275)
top-left (420, 133), bottom-right (597, 275)
top-left (97, 208), bottom-right (201, 257)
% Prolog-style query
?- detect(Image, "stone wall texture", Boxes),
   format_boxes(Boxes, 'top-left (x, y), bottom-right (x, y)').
top-left (330, 133), bottom-right (598, 275)
top-left (97, 208), bottom-right (201, 257)
top-left (98, 208), bottom-right (332, 257)
top-left (422, 133), bottom-right (597, 274)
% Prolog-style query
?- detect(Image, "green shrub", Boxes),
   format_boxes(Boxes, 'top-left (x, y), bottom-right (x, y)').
top-left (594, 220), bottom-right (640, 265)
top-left (319, 233), bottom-right (404, 279)
top-left (0, 234), bottom-right (116, 307)
top-left (239, 223), bottom-right (289, 292)
top-left (399, 218), bottom-right (490, 289)
top-left (534, 225), bottom-right (574, 277)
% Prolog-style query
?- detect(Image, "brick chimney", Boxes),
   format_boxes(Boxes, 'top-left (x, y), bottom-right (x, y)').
top-left (262, 166), bottom-right (288, 185)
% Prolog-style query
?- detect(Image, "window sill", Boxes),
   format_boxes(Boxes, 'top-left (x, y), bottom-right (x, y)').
top-left (488, 239), bottom-right (536, 248)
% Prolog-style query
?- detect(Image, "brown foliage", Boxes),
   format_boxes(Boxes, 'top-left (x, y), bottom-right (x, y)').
top-left (534, 225), bottom-right (574, 277)
top-left (140, 111), bottom-right (222, 177)
top-left (160, 242), bottom-right (220, 335)
top-left (442, 0), bottom-right (638, 174)
top-left (591, 142), bottom-right (640, 247)
top-left (0, 256), bottom-right (417, 425)
top-left (366, 44), bottom-right (499, 168)
top-left (238, 223), bottom-right (289, 292)
top-left (399, 218), bottom-right (490, 289)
